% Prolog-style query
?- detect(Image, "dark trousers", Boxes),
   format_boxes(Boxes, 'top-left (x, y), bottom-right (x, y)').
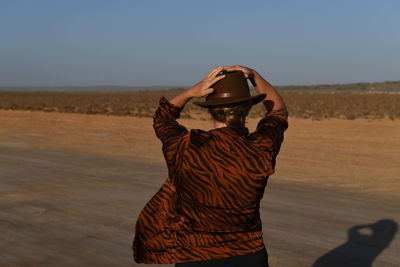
top-left (174, 248), bottom-right (269, 267)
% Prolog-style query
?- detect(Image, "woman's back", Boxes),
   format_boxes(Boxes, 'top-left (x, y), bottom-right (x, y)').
top-left (179, 126), bottom-right (277, 231)
top-left (132, 95), bottom-right (288, 264)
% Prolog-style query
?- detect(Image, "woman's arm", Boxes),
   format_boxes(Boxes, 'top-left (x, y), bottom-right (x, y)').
top-left (168, 66), bottom-right (226, 108)
top-left (251, 70), bottom-right (287, 112)
top-left (152, 95), bottom-right (189, 185)
top-left (168, 90), bottom-right (193, 109)
top-left (154, 66), bottom-right (227, 166)
top-left (223, 65), bottom-right (288, 161)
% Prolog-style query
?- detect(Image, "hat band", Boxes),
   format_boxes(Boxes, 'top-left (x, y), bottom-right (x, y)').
top-left (207, 91), bottom-right (251, 100)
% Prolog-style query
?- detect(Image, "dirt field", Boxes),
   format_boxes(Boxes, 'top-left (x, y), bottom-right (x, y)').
top-left (0, 110), bottom-right (399, 266)
top-left (1, 91), bottom-right (400, 120)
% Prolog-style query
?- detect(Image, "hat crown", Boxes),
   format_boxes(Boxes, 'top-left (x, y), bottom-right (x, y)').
top-left (206, 71), bottom-right (251, 102)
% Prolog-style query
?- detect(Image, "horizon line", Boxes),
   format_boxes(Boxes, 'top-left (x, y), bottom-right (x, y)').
top-left (0, 79), bottom-right (399, 88)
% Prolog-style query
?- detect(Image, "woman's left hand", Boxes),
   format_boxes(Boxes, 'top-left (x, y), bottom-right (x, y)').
top-left (187, 66), bottom-right (226, 98)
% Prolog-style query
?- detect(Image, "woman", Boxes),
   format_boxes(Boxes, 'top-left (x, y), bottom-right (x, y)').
top-left (132, 65), bottom-right (288, 266)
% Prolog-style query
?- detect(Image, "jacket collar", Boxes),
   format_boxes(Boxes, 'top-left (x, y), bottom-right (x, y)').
top-left (210, 126), bottom-right (249, 136)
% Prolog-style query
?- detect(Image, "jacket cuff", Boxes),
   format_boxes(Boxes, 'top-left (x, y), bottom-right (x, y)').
top-left (159, 95), bottom-right (184, 118)
top-left (267, 109), bottom-right (289, 121)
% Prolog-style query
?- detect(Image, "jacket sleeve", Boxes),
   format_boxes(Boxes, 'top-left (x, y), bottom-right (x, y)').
top-left (153, 96), bottom-right (190, 178)
top-left (253, 100), bottom-right (289, 161)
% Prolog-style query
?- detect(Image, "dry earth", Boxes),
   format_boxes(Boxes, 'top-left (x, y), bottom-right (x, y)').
top-left (0, 110), bottom-right (399, 266)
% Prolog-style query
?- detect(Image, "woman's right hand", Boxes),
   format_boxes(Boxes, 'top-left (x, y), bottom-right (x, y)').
top-left (223, 65), bottom-right (255, 79)
top-left (187, 66), bottom-right (226, 98)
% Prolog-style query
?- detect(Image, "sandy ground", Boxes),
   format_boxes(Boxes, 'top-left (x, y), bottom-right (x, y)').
top-left (0, 110), bottom-right (399, 266)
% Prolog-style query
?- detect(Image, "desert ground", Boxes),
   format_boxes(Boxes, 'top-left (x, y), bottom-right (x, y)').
top-left (0, 109), bottom-right (399, 266)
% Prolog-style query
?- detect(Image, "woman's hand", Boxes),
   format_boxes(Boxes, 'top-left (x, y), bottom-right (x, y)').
top-left (187, 66), bottom-right (226, 98)
top-left (223, 65), bottom-right (255, 79)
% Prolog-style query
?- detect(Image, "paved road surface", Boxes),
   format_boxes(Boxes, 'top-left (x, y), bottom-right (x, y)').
top-left (0, 145), bottom-right (398, 266)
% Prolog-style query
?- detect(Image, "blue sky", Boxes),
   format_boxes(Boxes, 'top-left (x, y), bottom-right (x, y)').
top-left (0, 0), bottom-right (399, 86)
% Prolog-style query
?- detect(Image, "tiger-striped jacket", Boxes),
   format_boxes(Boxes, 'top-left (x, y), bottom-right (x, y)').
top-left (132, 95), bottom-right (288, 264)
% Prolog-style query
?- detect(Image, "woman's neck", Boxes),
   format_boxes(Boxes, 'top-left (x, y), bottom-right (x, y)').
top-left (213, 120), bottom-right (227, 129)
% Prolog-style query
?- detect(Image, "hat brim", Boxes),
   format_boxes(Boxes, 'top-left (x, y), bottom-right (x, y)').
top-left (192, 93), bottom-right (267, 107)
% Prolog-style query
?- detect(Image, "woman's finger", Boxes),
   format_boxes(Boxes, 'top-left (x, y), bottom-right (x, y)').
top-left (225, 66), bottom-right (251, 78)
top-left (207, 66), bottom-right (224, 78)
top-left (224, 65), bottom-right (242, 72)
top-left (221, 67), bottom-right (235, 73)
top-left (210, 67), bottom-right (225, 78)
top-left (211, 74), bottom-right (226, 83)
top-left (206, 66), bottom-right (221, 77)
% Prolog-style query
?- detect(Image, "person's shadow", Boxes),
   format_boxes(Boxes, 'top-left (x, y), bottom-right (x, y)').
top-left (312, 219), bottom-right (398, 267)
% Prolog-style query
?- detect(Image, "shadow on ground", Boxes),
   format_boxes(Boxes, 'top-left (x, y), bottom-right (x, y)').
top-left (312, 219), bottom-right (398, 267)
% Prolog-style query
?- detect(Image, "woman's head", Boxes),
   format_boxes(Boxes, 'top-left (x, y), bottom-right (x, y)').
top-left (207, 100), bottom-right (253, 129)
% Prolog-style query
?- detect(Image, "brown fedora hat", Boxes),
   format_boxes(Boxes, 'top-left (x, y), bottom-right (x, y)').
top-left (192, 70), bottom-right (266, 107)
